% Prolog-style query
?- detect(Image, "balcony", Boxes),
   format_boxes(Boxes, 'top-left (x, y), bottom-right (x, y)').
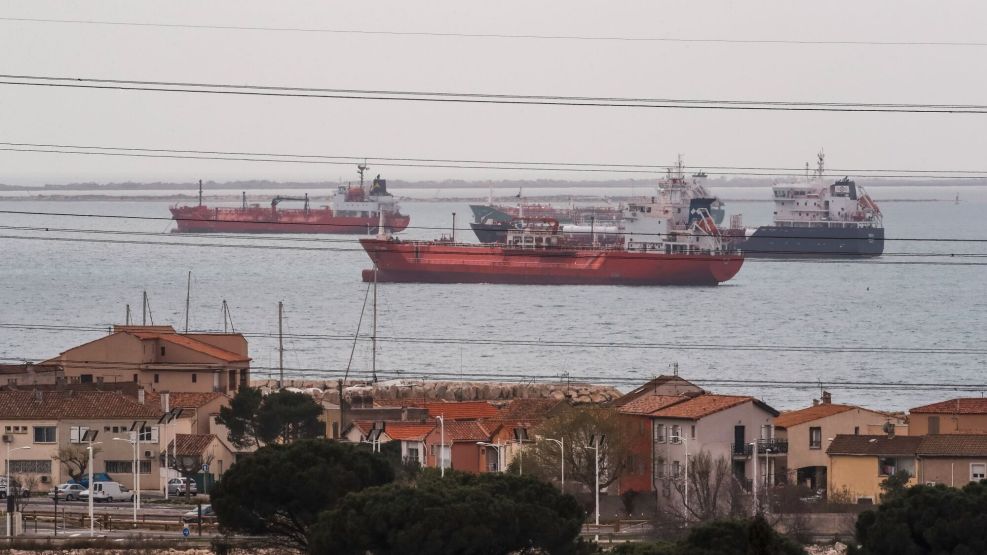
top-left (731, 438), bottom-right (789, 458)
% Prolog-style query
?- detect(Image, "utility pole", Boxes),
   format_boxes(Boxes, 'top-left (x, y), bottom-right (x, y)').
top-left (751, 440), bottom-right (759, 515)
top-left (277, 301), bottom-right (284, 390)
top-left (184, 271), bottom-right (192, 333)
top-left (125, 304), bottom-right (131, 325)
top-left (371, 267), bottom-right (378, 383)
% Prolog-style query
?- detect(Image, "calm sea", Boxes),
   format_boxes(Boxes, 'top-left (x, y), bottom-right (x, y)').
top-left (1, 185), bottom-right (985, 411)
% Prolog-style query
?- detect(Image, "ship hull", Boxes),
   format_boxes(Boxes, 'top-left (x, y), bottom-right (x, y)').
top-left (733, 225), bottom-right (884, 258)
top-left (360, 239), bottom-right (743, 286)
top-left (170, 206), bottom-right (410, 234)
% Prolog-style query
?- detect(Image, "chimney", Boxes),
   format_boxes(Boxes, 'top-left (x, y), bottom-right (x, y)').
top-left (812, 398), bottom-right (819, 406)
top-left (161, 391), bottom-right (171, 413)
top-left (34, 389), bottom-right (43, 402)
top-left (138, 388), bottom-right (145, 405)
top-left (821, 391), bottom-right (832, 404)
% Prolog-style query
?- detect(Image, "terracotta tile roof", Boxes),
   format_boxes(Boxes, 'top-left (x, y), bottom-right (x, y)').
top-left (425, 401), bottom-right (500, 420)
top-left (650, 394), bottom-right (778, 420)
top-left (773, 404), bottom-right (857, 429)
top-left (145, 391), bottom-right (227, 411)
top-left (382, 421), bottom-right (436, 441)
top-left (498, 399), bottom-right (564, 420)
top-left (0, 390), bottom-right (161, 419)
top-left (154, 334), bottom-right (249, 363)
top-left (372, 399), bottom-right (427, 408)
top-left (826, 434), bottom-right (922, 456)
top-left (168, 434), bottom-right (217, 456)
top-left (613, 375), bottom-right (703, 407)
top-left (910, 398), bottom-right (987, 415)
top-left (0, 363), bottom-right (62, 375)
top-left (917, 435), bottom-right (987, 457)
top-left (435, 420), bottom-right (492, 442)
top-left (617, 395), bottom-right (689, 416)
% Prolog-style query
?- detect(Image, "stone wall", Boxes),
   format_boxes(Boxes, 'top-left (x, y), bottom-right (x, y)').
top-left (250, 378), bottom-right (621, 405)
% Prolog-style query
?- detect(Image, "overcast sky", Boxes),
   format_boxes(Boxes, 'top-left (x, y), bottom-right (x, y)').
top-left (1, 1), bottom-right (986, 185)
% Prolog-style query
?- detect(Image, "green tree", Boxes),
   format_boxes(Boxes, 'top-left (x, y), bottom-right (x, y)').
top-left (210, 439), bottom-right (393, 550)
top-left (216, 388), bottom-right (323, 448)
top-left (255, 389), bottom-right (324, 444)
top-left (878, 469), bottom-right (911, 503)
top-left (522, 405), bottom-right (630, 493)
top-left (308, 471), bottom-right (585, 555)
top-left (216, 386), bottom-right (263, 449)
top-left (855, 481), bottom-right (987, 554)
top-left (611, 518), bottom-right (804, 555)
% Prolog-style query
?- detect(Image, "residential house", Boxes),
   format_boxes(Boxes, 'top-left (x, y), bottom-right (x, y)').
top-left (145, 391), bottom-right (229, 435)
top-left (424, 420), bottom-right (493, 473)
top-left (424, 401), bottom-right (500, 421)
top-left (0, 363), bottom-right (63, 387)
top-left (916, 435), bottom-right (987, 487)
top-left (0, 389), bottom-right (163, 491)
top-left (165, 433), bottom-right (237, 493)
top-left (44, 325), bottom-right (250, 394)
top-left (486, 398), bottom-right (568, 471)
top-left (383, 422), bottom-right (437, 466)
top-left (616, 389), bottom-right (780, 507)
top-left (909, 398), bottom-right (987, 435)
top-left (612, 375), bottom-right (704, 409)
top-left (774, 393), bottom-right (905, 493)
top-left (826, 434), bottom-right (922, 503)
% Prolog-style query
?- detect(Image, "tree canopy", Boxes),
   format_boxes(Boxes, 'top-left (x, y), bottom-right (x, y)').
top-left (611, 516), bottom-right (804, 555)
top-left (521, 405), bottom-right (629, 493)
top-left (308, 471), bottom-right (586, 555)
top-left (210, 439), bottom-right (393, 550)
top-left (216, 387), bottom-right (323, 448)
top-left (855, 481), bottom-right (987, 554)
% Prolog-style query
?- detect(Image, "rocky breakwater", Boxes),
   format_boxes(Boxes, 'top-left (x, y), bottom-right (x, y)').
top-left (250, 378), bottom-right (621, 406)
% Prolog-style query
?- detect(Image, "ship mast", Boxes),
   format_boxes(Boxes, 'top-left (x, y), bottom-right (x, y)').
top-left (357, 162), bottom-right (368, 191)
top-left (815, 149), bottom-right (826, 179)
top-left (371, 266), bottom-right (378, 383)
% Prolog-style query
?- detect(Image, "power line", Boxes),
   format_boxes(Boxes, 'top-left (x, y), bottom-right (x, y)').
top-left (3, 75), bottom-right (987, 114)
top-left (2, 17), bottom-right (986, 49)
top-left (2, 209), bottom-right (986, 245)
top-left (3, 322), bottom-right (986, 356)
top-left (0, 356), bottom-right (984, 394)
top-left (4, 141), bottom-right (987, 178)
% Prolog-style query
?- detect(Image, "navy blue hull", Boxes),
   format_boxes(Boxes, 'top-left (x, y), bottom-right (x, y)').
top-left (738, 226), bottom-right (884, 258)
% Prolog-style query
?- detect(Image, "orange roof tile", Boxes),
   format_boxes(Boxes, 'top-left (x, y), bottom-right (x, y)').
top-left (617, 395), bottom-right (690, 416)
top-left (155, 334), bottom-right (249, 363)
top-left (910, 398), bottom-right (987, 415)
top-left (432, 420), bottom-right (491, 442)
top-left (498, 399), bottom-right (564, 420)
top-left (773, 404), bottom-right (856, 429)
top-left (168, 434), bottom-right (217, 456)
top-left (145, 391), bottom-right (227, 411)
top-left (649, 394), bottom-right (776, 420)
top-left (425, 401), bottom-right (500, 420)
top-left (383, 422), bottom-right (436, 441)
top-left (0, 390), bottom-right (161, 419)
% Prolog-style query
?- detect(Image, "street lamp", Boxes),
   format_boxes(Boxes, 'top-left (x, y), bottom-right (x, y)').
top-left (82, 429), bottom-right (100, 537)
top-left (749, 441), bottom-right (759, 515)
top-left (5, 444), bottom-right (30, 536)
top-left (435, 416), bottom-right (446, 477)
top-left (158, 406), bottom-right (183, 500)
top-left (128, 420), bottom-right (146, 514)
top-left (476, 442), bottom-right (504, 473)
top-left (539, 436), bottom-right (564, 492)
top-left (588, 434), bottom-right (606, 541)
top-left (113, 437), bottom-right (139, 524)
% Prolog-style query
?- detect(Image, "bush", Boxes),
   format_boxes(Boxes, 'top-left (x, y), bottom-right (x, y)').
top-left (614, 517), bottom-right (805, 555)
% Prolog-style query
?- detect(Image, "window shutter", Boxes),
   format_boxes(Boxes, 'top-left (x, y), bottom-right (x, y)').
top-left (151, 426), bottom-right (159, 442)
top-left (70, 427), bottom-right (79, 443)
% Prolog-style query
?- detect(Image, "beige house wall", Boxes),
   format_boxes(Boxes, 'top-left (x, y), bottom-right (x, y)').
top-left (829, 454), bottom-right (917, 503)
top-left (919, 457), bottom-right (987, 487)
top-left (780, 408), bottom-right (903, 473)
top-left (910, 413), bottom-right (987, 435)
top-left (59, 333), bottom-right (145, 383)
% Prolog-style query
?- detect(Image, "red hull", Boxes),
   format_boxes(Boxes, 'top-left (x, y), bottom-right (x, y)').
top-left (170, 206), bottom-right (410, 234)
top-left (360, 239), bottom-right (744, 286)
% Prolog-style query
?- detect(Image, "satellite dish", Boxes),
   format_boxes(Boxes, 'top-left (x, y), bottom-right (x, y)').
top-left (882, 421), bottom-right (895, 436)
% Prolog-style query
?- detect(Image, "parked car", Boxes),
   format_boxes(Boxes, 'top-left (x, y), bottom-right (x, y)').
top-left (49, 483), bottom-right (87, 501)
top-left (182, 504), bottom-right (216, 523)
top-left (0, 478), bottom-right (29, 499)
top-left (79, 481), bottom-right (132, 503)
top-left (166, 477), bottom-right (198, 496)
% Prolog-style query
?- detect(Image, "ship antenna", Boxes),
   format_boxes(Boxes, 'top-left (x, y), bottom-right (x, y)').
top-left (357, 161), bottom-right (368, 189)
top-left (815, 149), bottom-right (825, 179)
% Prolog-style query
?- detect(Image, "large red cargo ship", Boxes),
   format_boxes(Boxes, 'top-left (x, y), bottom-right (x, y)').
top-left (170, 167), bottom-right (410, 234)
top-left (361, 201), bottom-right (744, 286)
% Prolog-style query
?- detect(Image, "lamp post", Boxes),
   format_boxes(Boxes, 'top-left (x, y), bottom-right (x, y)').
top-left (129, 421), bottom-right (146, 514)
top-left (750, 440), bottom-right (759, 515)
top-left (82, 429), bottom-right (100, 538)
top-left (588, 434), bottom-right (605, 541)
top-left (540, 436), bottom-right (564, 492)
top-left (159, 405), bottom-right (183, 500)
top-left (436, 416), bottom-right (445, 477)
top-left (5, 444), bottom-right (30, 537)
top-left (476, 442), bottom-right (504, 473)
top-left (113, 437), bottom-right (139, 524)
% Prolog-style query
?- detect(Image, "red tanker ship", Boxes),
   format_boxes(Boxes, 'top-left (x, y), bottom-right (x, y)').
top-left (170, 166), bottom-right (410, 234)
top-left (361, 200), bottom-right (744, 286)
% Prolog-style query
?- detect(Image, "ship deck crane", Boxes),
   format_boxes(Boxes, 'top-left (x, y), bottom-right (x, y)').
top-left (271, 193), bottom-right (311, 212)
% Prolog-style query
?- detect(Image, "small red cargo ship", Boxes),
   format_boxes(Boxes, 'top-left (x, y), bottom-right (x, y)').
top-left (170, 166), bottom-right (410, 234)
top-left (361, 200), bottom-right (744, 286)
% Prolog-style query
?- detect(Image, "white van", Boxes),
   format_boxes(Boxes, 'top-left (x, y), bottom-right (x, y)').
top-left (80, 481), bottom-right (132, 503)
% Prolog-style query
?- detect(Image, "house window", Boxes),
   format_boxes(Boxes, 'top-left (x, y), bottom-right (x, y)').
top-left (154, 374), bottom-right (160, 384)
top-left (656, 456), bottom-right (666, 478)
top-left (854, 426), bottom-right (860, 435)
top-left (761, 424), bottom-right (772, 440)
top-left (105, 460), bottom-right (152, 474)
top-left (192, 374), bottom-right (197, 384)
top-left (137, 426), bottom-right (158, 443)
top-left (69, 426), bottom-right (90, 444)
top-left (691, 425), bottom-right (696, 439)
top-left (160, 346), bottom-right (166, 356)
top-left (654, 423), bottom-right (665, 443)
top-left (80, 374), bottom-right (93, 384)
top-left (809, 427), bottom-right (822, 449)
top-left (132, 374), bottom-right (138, 383)
top-left (407, 446), bottom-right (420, 464)
top-left (671, 425), bottom-right (682, 443)
top-left (331, 422), bottom-right (339, 439)
top-left (6, 460), bottom-right (51, 474)
top-left (33, 426), bottom-right (56, 444)
top-left (672, 460), bottom-right (682, 477)
top-left (4, 426), bottom-right (27, 434)
top-left (972, 463), bottom-right (986, 481)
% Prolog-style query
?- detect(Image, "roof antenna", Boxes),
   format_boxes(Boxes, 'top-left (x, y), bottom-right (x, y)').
top-left (142, 291), bottom-right (154, 326)
top-left (184, 271), bottom-right (192, 333)
top-left (221, 300), bottom-right (236, 333)
top-left (671, 361), bottom-right (679, 376)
